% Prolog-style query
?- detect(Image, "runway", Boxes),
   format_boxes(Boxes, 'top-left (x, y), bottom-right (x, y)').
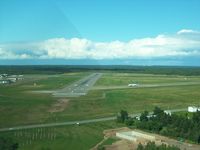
top-left (52, 73), bottom-right (102, 97)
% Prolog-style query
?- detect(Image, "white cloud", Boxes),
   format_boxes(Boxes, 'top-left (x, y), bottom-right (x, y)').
top-left (1, 29), bottom-right (200, 60)
top-left (177, 29), bottom-right (200, 35)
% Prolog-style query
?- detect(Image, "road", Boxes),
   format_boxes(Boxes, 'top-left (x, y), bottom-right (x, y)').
top-left (0, 108), bottom-right (187, 132)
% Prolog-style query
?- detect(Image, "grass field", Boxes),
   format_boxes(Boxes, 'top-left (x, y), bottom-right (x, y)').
top-left (95, 73), bottom-right (200, 86)
top-left (0, 121), bottom-right (123, 150)
top-left (1, 71), bottom-right (200, 149)
top-left (1, 72), bottom-right (200, 127)
top-left (0, 72), bottom-right (88, 127)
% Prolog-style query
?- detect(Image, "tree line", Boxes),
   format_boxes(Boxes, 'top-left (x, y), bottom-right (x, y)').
top-left (137, 141), bottom-right (180, 150)
top-left (117, 107), bottom-right (200, 144)
top-left (1, 65), bottom-right (200, 76)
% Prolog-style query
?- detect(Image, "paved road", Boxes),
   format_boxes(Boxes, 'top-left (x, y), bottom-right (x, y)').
top-left (0, 108), bottom-right (187, 132)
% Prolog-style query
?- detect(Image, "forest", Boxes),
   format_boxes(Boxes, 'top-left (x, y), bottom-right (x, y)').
top-left (0, 65), bottom-right (200, 75)
top-left (117, 107), bottom-right (200, 143)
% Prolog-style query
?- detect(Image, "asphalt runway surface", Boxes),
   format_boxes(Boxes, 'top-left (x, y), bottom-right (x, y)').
top-left (53, 73), bottom-right (102, 97)
top-left (32, 73), bottom-right (102, 97)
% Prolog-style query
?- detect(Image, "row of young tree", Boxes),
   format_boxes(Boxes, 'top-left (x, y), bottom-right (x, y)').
top-left (137, 142), bottom-right (180, 150)
top-left (117, 107), bottom-right (200, 143)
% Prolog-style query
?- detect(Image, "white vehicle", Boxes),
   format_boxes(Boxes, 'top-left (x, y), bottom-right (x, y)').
top-left (128, 83), bottom-right (137, 87)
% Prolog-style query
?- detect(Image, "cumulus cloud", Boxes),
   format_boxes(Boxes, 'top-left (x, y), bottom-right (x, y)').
top-left (1, 29), bottom-right (200, 60)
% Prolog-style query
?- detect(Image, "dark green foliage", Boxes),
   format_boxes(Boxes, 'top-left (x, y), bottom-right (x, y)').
top-left (140, 111), bottom-right (149, 122)
top-left (153, 106), bottom-right (164, 116)
top-left (117, 110), bottom-right (128, 123)
top-left (97, 145), bottom-right (105, 150)
top-left (137, 142), bottom-right (180, 150)
top-left (125, 117), bottom-right (134, 126)
top-left (192, 111), bottom-right (200, 123)
top-left (137, 143), bottom-right (144, 150)
top-left (119, 107), bottom-right (200, 144)
top-left (0, 136), bottom-right (18, 150)
top-left (136, 107), bottom-right (200, 143)
top-left (0, 65), bottom-right (200, 76)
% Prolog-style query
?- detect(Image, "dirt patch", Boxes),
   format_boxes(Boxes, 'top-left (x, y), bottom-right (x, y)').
top-left (103, 127), bottom-right (131, 137)
top-left (106, 140), bottom-right (136, 150)
top-left (92, 127), bottom-right (200, 150)
top-left (48, 99), bottom-right (69, 113)
top-left (91, 127), bottom-right (132, 150)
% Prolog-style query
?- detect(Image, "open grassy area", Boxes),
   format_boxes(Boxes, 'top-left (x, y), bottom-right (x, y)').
top-left (95, 73), bottom-right (200, 86)
top-left (1, 72), bottom-right (200, 127)
top-left (97, 137), bottom-right (119, 150)
top-left (0, 72), bottom-right (88, 127)
top-left (1, 71), bottom-right (200, 149)
top-left (0, 121), bottom-right (123, 150)
top-left (57, 84), bottom-right (200, 122)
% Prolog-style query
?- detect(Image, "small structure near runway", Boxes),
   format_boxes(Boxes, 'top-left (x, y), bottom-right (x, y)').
top-left (188, 106), bottom-right (200, 112)
top-left (116, 130), bottom-right (155, 142)
top-left (128, 83), bottom-right (138, 87)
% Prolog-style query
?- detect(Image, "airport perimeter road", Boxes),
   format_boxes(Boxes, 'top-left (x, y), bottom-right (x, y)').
top-left (0, 108), bottom-right (187, 132)
top-left (53, 73), bottom-right (102, 97)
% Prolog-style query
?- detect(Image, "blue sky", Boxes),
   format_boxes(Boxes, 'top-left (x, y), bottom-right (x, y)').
top-left (0, 0), bottom-right (200, 65)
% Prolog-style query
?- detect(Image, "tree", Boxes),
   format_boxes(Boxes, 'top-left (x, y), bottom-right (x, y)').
top-left (125, 117), bottom-right (134, 126)
top-left (153, 106), bottom-right (164, 116)
top-left (192, 111), bottom-right (200, 123)
top-left (137, 141), bottom-right (180, 150)
top-left (137, 143), bottom-right (144, 150)
top-left (0, 136), bottom-right (18, 150)
top-left (140, 111), bottom-right (149, 122)
top-left (117, 110), bottom-right (128, 123)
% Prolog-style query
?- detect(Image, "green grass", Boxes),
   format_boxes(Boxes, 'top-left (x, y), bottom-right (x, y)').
top-left (0, 121), bottom-right (123, 150)
top-left (97, 137), bottom-right (119, 149)
top-left (1, 72), bottom-right (200, 149)
top-left (54, 84), bottom-right (200, 122)
top-left (95, 73), bottom-right (200, 86)
top-left (1, 72), bottom-right (200, 127)
top-left (0, 72), bottom-right (87, 127)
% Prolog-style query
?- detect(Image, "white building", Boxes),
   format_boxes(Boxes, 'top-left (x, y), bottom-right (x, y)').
top-left (188, 106), bottom-right (200, 112)
top-left (116, 130), bottom-right (155, 142)
top-left (7, 77), bottom-right (17, 82)
top-left (0, 80), bottom-right (10, 84)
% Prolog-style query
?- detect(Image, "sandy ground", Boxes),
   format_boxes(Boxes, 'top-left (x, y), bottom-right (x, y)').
top-left (48, 99), bottom-right (69, 113)
top-left (106, 140), bottom-right (136, 150)
top-left (91, 127), bottom-right (200, 150)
